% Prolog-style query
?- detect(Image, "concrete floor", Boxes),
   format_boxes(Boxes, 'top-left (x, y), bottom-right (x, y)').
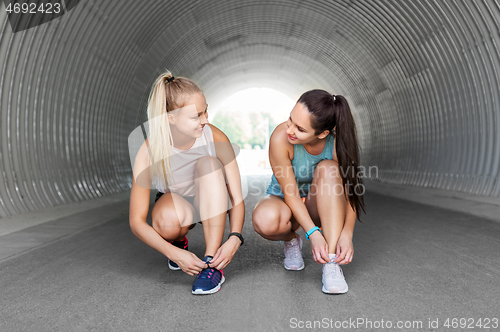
top-left (1, 175), bottom-right (500, 331)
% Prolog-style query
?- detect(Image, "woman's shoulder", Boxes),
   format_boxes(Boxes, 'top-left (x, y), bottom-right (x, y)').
top-left (137, 139), bottom-right (150, 159)
top-left (206, 123), bottom-right (229, 143)
top-left (270, 122), bottom-right (293, 157)
top-left (132, 139), bottom-right (152, 181)
top-left (270, 122), bottom-right (290, 144)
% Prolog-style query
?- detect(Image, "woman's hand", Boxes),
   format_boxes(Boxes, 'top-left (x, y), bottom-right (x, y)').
top-left (333, 233), bottom-right (354, 265)
top-left (209, 236), bottom-right (241, 270)
top-left (170, 249), bottom-right (206, 276)
top-left (309, 231), bottom-right (330, 264)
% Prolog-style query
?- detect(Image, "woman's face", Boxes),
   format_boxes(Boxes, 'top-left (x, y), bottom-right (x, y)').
top-left (169, 92), bottom-right (208, 139)
top-left (285, 102), bottom-right (320, 144)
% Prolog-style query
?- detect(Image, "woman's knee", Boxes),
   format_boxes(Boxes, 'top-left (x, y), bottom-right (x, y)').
top-left (152, 207), bottom-right (191, 240)
top-left (195, 156), bottom-right (224, 177)
top-left (252, 205), bottom-right (285, 237)
top-left (314, 160), bottom-right (342, 182)
top-left (311, 160), bottom-right (344, 196)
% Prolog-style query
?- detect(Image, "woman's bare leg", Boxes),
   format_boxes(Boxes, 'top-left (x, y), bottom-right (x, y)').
top-left (151, 193), bottom-right (196, 241)
top-left (194, 156), bottom-right (228, 257)
top-left (304, 159), bottom-right (348, 254)
top-left (252, 195), bottom-right (297, 242)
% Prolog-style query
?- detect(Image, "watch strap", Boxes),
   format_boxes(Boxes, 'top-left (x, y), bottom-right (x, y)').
top-left (305, 226), bottom-right (322, 240)
top-left (228, 232), bottom-right (244, 245)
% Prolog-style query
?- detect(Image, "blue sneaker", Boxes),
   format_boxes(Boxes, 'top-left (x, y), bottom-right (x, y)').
top-left (192, 256), bottom-right (225, 295)
top-left (168, 237), bottom-right (188, 270)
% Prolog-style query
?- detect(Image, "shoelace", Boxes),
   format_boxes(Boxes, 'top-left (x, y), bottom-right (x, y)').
top-left (197, 267), bottom-right (215, 279)
top-left (324, 261), bottom-right (342, 278)
top-left (284, 239), bottom-right (301, 259)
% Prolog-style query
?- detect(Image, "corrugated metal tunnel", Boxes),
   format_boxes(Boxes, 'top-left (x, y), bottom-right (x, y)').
top-left (1, 0), bottom-right (499, 217)
top-left (2, 2), bottom-right (500, 330)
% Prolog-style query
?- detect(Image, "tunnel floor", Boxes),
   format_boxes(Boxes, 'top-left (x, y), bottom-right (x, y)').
top-left (1, 176), bottom-right (500, 331)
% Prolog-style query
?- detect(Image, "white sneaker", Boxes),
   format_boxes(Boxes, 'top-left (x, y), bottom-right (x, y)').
top-left (284, 233), bottom-right (304, 270)
top-left (322, 254), bottom-right (348, 294)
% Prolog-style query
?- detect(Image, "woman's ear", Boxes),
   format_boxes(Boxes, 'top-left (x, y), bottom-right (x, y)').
top-left (167, 113), bottom-right (175, 125)
top-left (318, 130), bottom-right (330, 139)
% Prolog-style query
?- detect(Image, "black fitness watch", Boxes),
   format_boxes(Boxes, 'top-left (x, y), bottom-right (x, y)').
top-left (228, 232), bottom-right (244, 245)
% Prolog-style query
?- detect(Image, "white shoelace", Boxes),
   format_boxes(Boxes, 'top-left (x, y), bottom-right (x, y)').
top-left (324, 261), bottom-right (342, 278)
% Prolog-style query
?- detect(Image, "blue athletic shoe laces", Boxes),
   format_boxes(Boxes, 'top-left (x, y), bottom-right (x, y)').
top-left (192, 256), bottom-right (224, 294)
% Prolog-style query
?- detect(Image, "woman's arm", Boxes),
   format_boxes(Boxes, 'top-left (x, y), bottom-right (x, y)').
top-left (129, 142), bottom-right (205, 275)
top-left (269, 124), bottom-right (315, 232)
top-left (270, 124), bottom-right (330, 264)
top-left (341, 200), bottom-right (356, 238)
top-left (207, 124), bottom-right (245, 269)
top-left (333, 191), bottom-right (356, 265)
top-left (129, 178), bottom-right (171, 256)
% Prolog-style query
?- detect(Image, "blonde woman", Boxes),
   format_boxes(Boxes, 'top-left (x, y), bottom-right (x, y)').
top-left (129, 71), bottom-right (245, 295)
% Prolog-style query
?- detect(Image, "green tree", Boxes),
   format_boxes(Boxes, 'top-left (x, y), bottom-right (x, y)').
top-left (212, 112), bottom-right (244, 147)
top-left (212, 108), bottom-right (281, 149)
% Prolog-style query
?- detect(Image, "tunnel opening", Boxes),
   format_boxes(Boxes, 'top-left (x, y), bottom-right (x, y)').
top-left (211, 87), bottom-right (294, 175)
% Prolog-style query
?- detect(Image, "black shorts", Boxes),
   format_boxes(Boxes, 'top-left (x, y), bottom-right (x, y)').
top-left (154, 191), bottom-right (164, 202)
top-left (155, 191), bottom-right (196, 206)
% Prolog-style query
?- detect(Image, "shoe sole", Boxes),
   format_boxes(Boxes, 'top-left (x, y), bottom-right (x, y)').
top-left (284, 261), bottom-right (305, 270)
top-left (168, 261), bottom-right (181, 271)
top-left (321, 285), bottom-right (348, 294)
top-left (192, 276), bottom-right (225, 295)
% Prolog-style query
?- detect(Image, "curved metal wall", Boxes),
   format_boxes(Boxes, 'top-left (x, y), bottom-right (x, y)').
top-left (0, 0), bottom-right (499, 217)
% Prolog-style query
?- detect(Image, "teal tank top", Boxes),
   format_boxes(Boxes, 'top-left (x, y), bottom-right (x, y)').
top-left (266, 134), bottom-right (335, 198)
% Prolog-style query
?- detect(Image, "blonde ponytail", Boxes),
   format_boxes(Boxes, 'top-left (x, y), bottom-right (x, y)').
top-left (146, 70), bottom-right (202, 191)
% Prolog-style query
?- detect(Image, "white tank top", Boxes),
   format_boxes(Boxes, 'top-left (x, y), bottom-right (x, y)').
top-left (158, 125), bottom-right (216, 197)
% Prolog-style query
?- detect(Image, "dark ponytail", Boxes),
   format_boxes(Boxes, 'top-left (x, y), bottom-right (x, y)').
top-left (298, 90), bottom-right (366, 222)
